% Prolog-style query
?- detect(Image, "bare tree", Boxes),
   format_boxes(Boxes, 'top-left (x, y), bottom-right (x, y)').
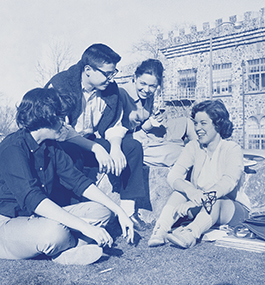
top-left (131, 23), bottom-right (193, 60)
top-left (36, 38), bottom-right (73, 86)
top-left (0, 92), bottom-right (17, 140)
top-left (131, 25), bottom-right (165, 59)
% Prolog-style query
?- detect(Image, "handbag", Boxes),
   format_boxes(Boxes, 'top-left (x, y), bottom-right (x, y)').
top-left (234, 214), bottom-right (265, 240)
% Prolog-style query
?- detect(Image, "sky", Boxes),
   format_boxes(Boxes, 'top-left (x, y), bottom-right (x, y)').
top-left (0, 0), bottom-right (264, 105)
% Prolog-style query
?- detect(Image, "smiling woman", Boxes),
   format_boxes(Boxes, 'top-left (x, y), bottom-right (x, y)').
top-left (119, 58), bottom-right (197, 167)
top-left (192, 100), bottom-right (233, 154)
top-left (148, 99), bottom-right (250, 249)
top-left (119, 59), bottom-right (163, 131)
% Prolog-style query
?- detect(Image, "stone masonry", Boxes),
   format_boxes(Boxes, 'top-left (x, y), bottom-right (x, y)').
top-left (159, 7), bottom-right (265, 149)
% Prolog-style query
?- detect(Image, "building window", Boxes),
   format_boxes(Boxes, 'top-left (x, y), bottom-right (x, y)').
top-left (178, 69), bottom-right (197, 88)
top-left (247, 58), bottom-right (265, 92)
top-left (212, 63), bottom-right (232, 96)
top-left (177, 69), bottom-right (197, 99)
top-left (246, 116), bottom-right (265, 149)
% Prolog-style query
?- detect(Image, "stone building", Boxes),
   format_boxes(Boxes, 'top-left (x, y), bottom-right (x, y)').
top-left (159, 8), bottom-right (265, 150)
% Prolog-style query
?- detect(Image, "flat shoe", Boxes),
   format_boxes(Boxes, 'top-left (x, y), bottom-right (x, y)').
top-left (130, 213), bottom-right (147, 231)
top-left (167, 228), bottom-right (196, 249)
top-left (52, 244), bottom-right (103, 265)
top-left (148, 235), bottom-right (165, 247)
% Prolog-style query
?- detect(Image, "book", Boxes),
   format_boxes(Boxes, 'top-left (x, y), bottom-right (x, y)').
top-left (202, 228), bottom-right (265, 253)
top-left (215, 236), bottom-right (265, 253)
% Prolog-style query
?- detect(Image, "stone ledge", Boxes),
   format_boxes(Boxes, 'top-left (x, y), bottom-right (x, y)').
top-left (97, 160), bottom-right (265, 223)
top-left (97, 166), bottom-right (172, 223)
top-left (243, 160), bottom-right (265, 214)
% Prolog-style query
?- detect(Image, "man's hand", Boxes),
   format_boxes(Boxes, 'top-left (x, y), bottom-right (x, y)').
top-left (116, 209), bottom-right (134, 244)
top-left (110, 147), bottom-right (127, 176)
top-left (35, 198), bottom-right (114, 248)
top-left (91, 143), bottom-right (115, 174)
top-left (82, 223), bottom-right (113, 248)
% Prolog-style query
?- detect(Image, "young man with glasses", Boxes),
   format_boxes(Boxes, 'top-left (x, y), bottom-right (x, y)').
top-left (45, 43), bottom-right (147, 231)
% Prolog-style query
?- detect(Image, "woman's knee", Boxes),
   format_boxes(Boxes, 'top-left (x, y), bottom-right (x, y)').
top-left (216, 199), bottom-right (235, 225)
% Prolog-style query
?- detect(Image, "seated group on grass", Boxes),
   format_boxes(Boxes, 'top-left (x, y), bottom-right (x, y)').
top-left (0, 43), bottom-right (249, 265)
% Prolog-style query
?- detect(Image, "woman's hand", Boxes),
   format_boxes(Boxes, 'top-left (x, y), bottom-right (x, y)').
top-left (82, 223), bottom-right (113, 248)
top-left (187, 190), bottom-right (204, 207)
top-left (154, 112), bottom-right (165, 124)
top-left (116, 209), bottom-right (134, 244)
top-left (110, 147), bottom-right (127, 176)
top-left (91, 143), bottom-right (115, 174)
top-left (175, 201), bottom-right (195, 217)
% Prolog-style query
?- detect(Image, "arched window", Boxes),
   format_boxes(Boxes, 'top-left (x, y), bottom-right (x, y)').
top-left (246, 116), bottom-right (265, 149)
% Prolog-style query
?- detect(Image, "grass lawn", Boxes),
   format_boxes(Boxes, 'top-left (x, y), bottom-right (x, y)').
top-left (0, 219), bottom-right (264, 285)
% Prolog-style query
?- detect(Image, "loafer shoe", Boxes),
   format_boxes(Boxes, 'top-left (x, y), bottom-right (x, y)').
top-left (130, 213), bottom-right (147, 231)
top-left (52, 244), bottom-right (103, 265)
top-left (167, 227), bottom-right (196, 249)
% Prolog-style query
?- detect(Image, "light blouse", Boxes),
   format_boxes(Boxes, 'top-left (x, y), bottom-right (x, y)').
top-left (167, 139), bottom-right (251, 208)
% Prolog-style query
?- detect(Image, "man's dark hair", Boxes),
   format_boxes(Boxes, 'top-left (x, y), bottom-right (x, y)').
top-left (191, 99), bottom-right (233, 139)
top-left (16, 88), bottom-right (63, 131)
top-left (80, 43), bottom-right (121, 70)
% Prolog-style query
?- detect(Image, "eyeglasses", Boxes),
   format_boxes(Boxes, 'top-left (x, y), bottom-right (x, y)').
top-left (201, 191), bottom-right (217, 214)
top-left (91, 65), bottom-right (119, 81)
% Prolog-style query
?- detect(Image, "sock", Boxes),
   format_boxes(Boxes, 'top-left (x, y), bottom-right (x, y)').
top-left (154, 204), bottom-right (179, 233)
top-left (120, 199), bottom-right (135, 217)
top-left (154, 191), bottom-right (188, 233)
top-left (186, 211), bottom-right (213, 239)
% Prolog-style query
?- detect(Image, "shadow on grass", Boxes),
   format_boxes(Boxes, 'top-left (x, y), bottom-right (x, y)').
top-left (105, 215), bottom-right (143, 246)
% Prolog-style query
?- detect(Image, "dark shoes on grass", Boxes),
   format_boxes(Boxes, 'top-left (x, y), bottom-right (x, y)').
top-left (130, 212), bottom-right (149, 231)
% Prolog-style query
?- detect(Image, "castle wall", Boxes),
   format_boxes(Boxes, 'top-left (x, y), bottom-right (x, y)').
top-left (160, 7), bottom-right (265, 149)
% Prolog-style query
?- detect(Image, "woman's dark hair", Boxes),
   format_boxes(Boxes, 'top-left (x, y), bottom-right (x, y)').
top-left (191, 100), bottom-right (233, 139)
top-left (81, 43), bottom-right (121, 70)
top-left (16, 88), bottom-right (63, 131)
top-left (135, 59), bottom-right (164, 86)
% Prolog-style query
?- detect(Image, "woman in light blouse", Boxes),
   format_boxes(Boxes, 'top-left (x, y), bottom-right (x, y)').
top-left (148, 100), bottom-right (250, 248)
top-left (119, 59), bottom-right (196, 167)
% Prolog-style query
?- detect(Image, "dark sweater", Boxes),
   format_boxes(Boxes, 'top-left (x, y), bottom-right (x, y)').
top-left (0, 129), bottom-right (92, 218)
